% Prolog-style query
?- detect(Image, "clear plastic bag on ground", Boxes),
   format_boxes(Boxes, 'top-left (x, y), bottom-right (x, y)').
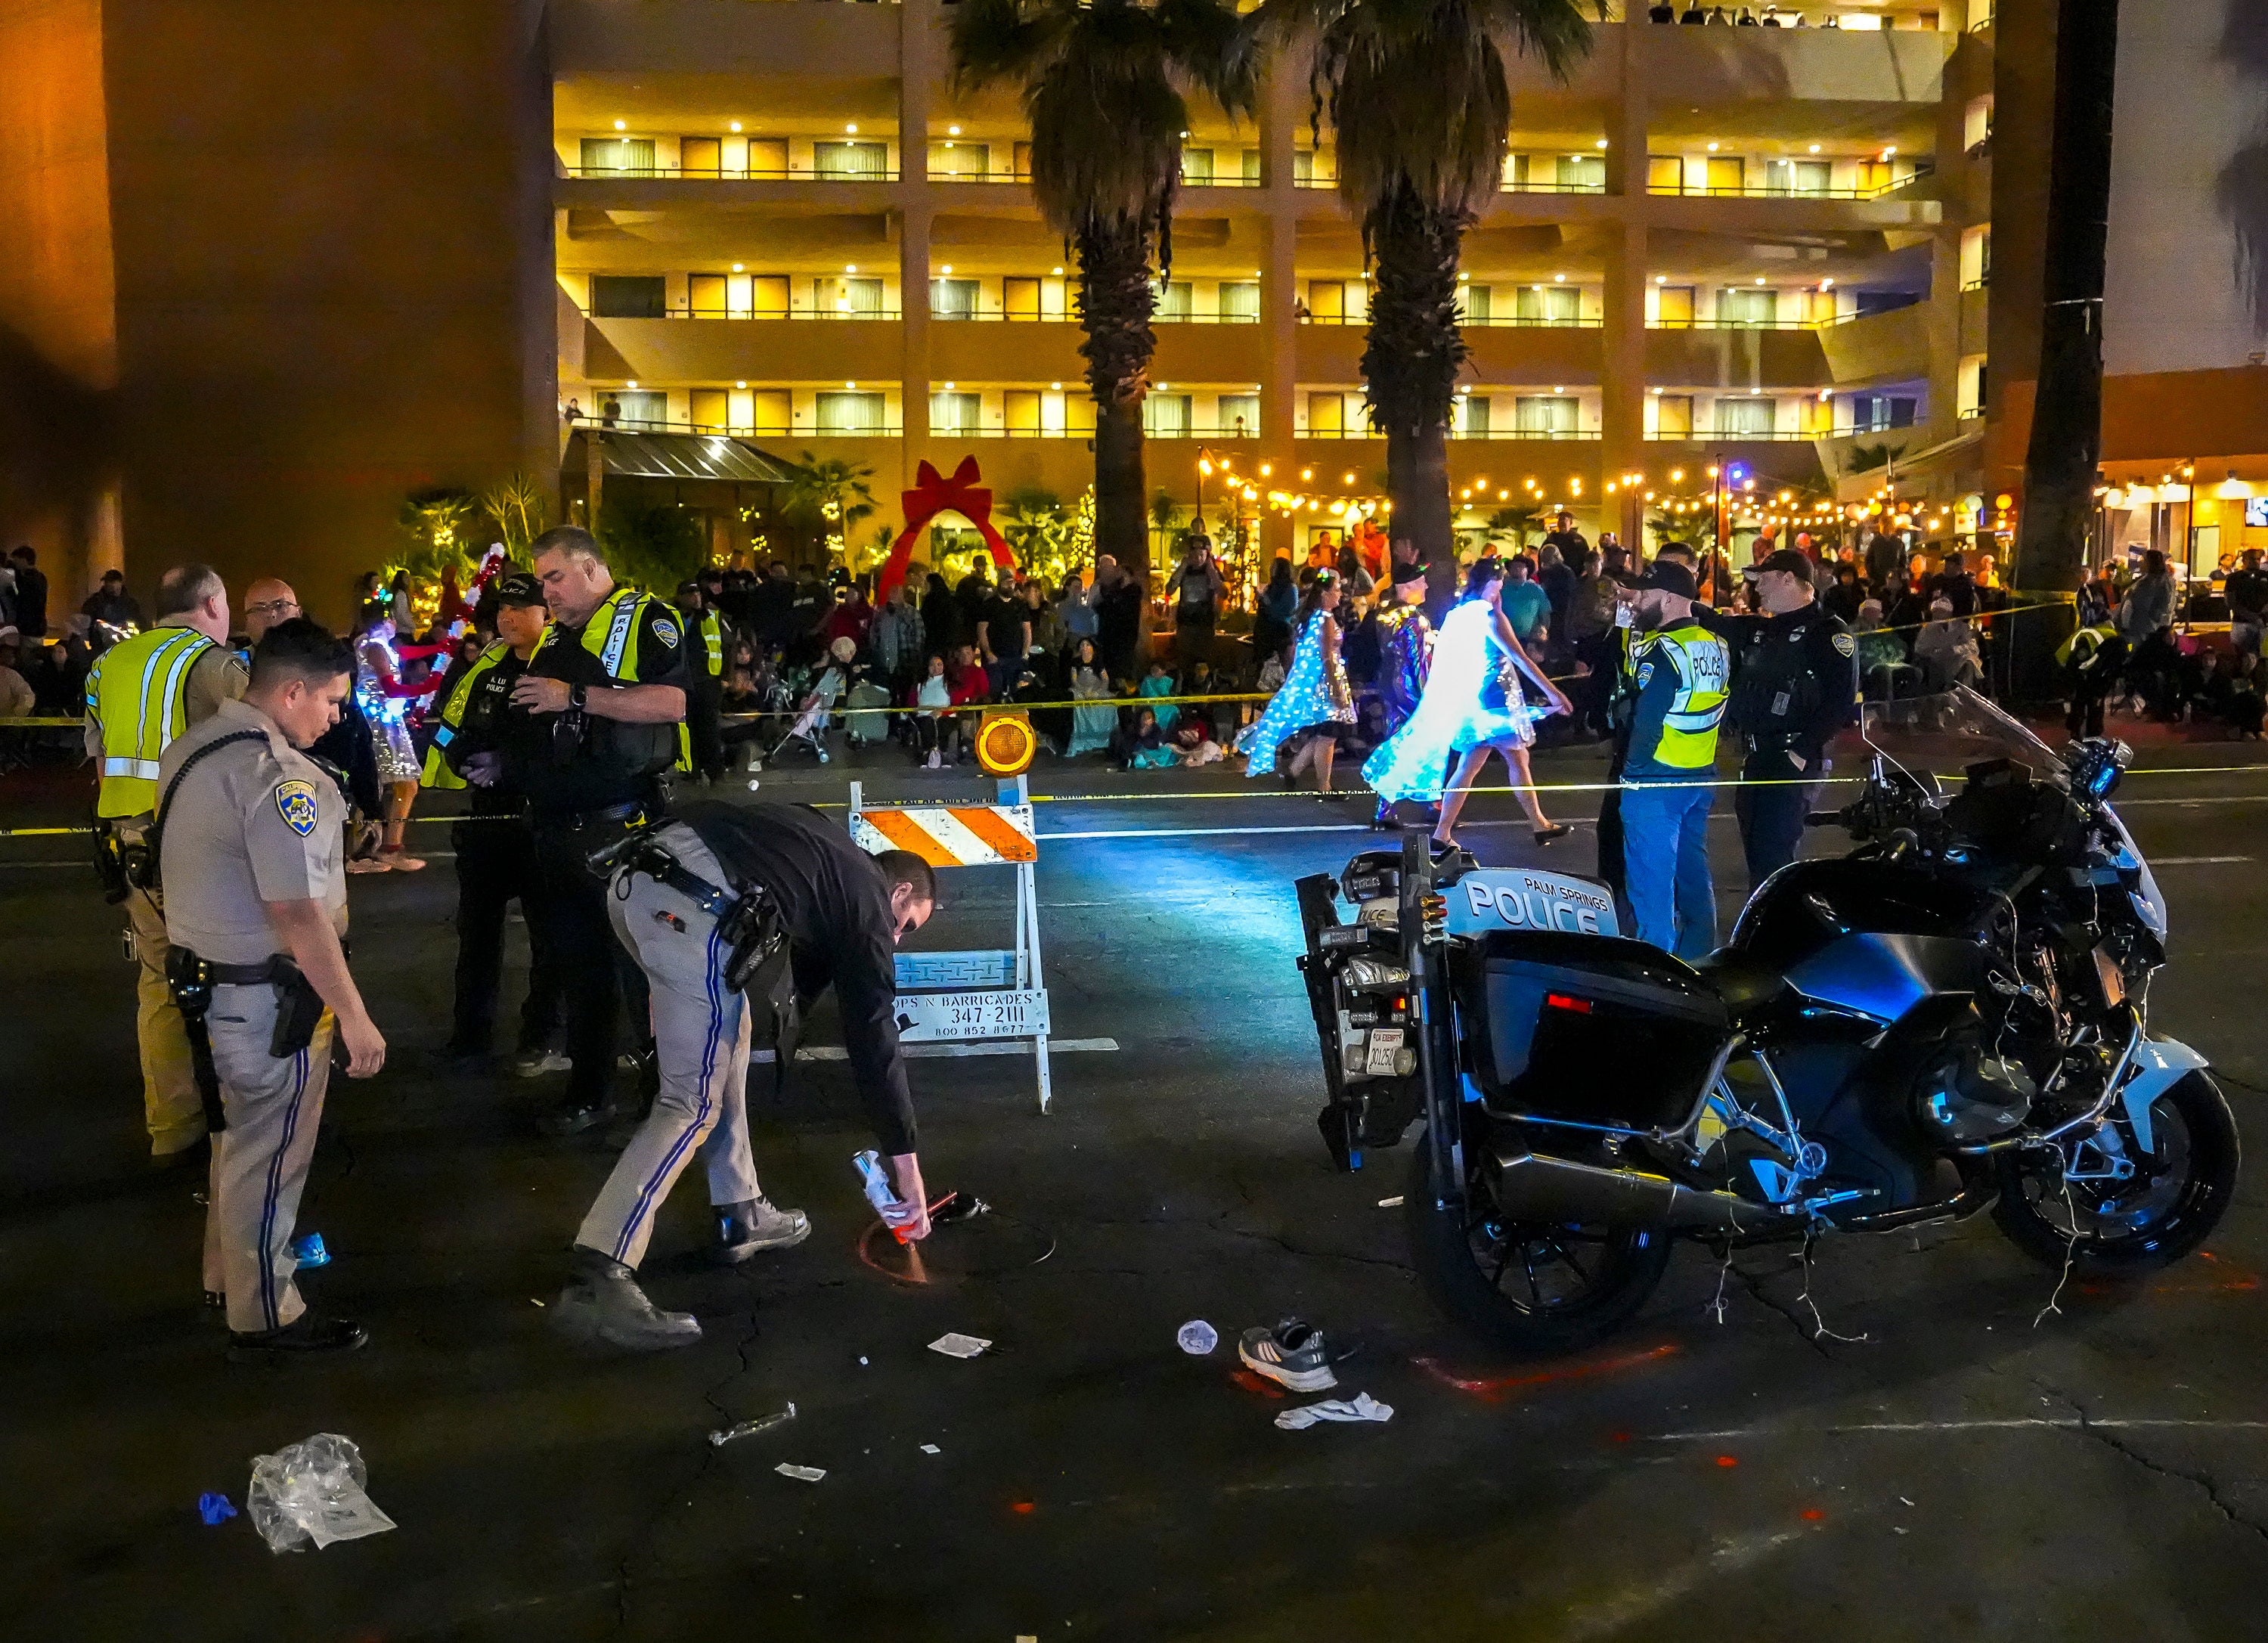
top-left (246, 1434), bottom-right (397, 1552)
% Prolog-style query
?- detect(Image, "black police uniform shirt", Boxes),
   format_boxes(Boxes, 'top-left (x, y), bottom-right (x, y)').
top-left (445, 646), bottom-right (547, 814)
top-left (1728, 600), bottom-right (1857, 773)
top-left (518, 595), bottom-right (690, 816)
top-left (674, 799), bottom-right (920, 1157)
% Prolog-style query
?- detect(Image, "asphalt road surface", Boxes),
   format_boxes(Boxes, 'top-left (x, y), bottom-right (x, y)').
top-left (4, 733), bottom-right (2266, 1641)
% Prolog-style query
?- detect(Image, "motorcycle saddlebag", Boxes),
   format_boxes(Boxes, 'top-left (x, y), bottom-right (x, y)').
top-left (1452, 928), bottom-right (1729, 1132)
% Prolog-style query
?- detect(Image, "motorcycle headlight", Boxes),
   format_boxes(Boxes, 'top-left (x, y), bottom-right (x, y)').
top-left (1341, 956), bottom-right (1412, 991)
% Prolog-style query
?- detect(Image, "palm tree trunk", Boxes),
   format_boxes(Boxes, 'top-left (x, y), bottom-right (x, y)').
top-left (2010, 0), bottom-right (2121, 701)
top-left (1077, 214), bottom-right (1158, 582)
top-left (1362, 183), bottom-right (1469, 604)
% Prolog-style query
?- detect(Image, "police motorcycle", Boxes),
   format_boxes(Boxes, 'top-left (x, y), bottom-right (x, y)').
top-left (1294, 687), bottom-right (2239, 1353)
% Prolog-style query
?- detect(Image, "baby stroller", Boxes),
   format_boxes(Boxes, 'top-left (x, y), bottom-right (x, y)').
top-left (842, 666), bottom-right (895, 749)
top-left (767, 646), bottom-right (851, 764)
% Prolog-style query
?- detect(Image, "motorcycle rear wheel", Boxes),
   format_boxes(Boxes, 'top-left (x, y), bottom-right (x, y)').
top-left (1405, 1142), bottom-right (1675, 1356)
top-left (1993, 1071), bottom-right (2241, 1277)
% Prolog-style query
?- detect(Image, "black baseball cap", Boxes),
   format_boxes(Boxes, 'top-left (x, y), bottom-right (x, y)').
top-left (494, 570), bottom-right (547, 608)
top-left (1391, 559), bottom-right (1429, 588)
top-left (1746, 548), bottom-right (1815, 585)
top-left (1642, 560), bottom-right (1698, 600)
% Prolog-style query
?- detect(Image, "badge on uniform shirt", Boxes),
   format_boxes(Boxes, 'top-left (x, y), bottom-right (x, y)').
top-left (274, 778), bottom-right (320, 837)
top-left (1832, 631), bottom-right (1855, 658)
top-left (650, 616), bottom-right (680, 647)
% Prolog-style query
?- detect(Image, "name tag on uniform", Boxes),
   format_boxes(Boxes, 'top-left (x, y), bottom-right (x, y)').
top-left (274, 779), bottom-right (319, 837)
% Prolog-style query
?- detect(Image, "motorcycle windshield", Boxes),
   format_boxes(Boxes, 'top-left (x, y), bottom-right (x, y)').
top-left (1857, 686), bottom-right (2168, 940)
top-left (1855, 685), bottom-right (2069, 792)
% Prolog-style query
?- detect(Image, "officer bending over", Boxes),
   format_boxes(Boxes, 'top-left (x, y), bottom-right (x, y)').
top-left (555, 802), bottom-right (938, 1351)
top-left (159, 618), bottom-right (385, 1353)
top-left (1728, 548), bottom-right (1857, 890)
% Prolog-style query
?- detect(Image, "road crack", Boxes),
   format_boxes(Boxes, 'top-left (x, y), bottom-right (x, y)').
top-left (2034, 1378), bottom-right (2268, 1543)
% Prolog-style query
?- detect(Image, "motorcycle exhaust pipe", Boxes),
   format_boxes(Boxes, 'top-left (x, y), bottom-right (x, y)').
top-left (1486, 1149), bottom-right (1778, 1232)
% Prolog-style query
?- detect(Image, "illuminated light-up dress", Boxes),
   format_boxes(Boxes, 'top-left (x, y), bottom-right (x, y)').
top-left (1235, 606), bottom-right (1354, 777)
top-left (357, 622), bottom-right (432, 786)
top-left (1362, 596), bottom-right (1533, 803)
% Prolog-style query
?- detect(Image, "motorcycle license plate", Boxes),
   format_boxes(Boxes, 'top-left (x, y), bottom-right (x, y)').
top-left (1365, 1027), bottom-right (1405, 1076)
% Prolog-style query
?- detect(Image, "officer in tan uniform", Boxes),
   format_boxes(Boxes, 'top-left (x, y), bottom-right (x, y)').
top-left (82, 563), bottom-right (247, 1164)
top-left (158, 618), bottom-right (386, 1353)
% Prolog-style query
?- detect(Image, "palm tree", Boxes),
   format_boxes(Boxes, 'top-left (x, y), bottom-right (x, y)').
top-left (950, 0), bottom-right (1257, 581)
top-left (1256, 0), bottom-right (1600, 589)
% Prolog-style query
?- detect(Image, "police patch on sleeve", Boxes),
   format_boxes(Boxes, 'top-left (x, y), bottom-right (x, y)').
top-left (1831, 631), bottom-right (1856, 658)
top-left (650, 615), bottom-right (680, 647)
top-left (274, 779), bottom-right (320, 837)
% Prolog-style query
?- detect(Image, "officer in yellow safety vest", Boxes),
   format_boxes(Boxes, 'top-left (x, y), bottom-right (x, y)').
top-left (489, 529), bottom-right (690, 1137)
top-left (82, 563), bottom-right (249, 1163)
top-left (1616, 560), bottom-right (1730, 959)
top-left (674, 578), bottom-right (729, 783)
top-left (423, 572), bottom-right (566, 1074)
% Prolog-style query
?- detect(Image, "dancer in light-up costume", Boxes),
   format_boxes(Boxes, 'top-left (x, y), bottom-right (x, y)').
top-left (1235, 569), bottom-right (1356, 797)
top-left (355, 607), bottom-right (446, 871)
top-left (1362, 557), bottom-right (1573, 852)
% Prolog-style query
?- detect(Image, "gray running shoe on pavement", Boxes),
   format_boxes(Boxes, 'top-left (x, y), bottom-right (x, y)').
top-left (510, 1048), bottom-right (571, 1078)
top-left (714, 1197), bottom-right (813, 1264)
top-left (551, 1246), bottom-right (702, 1351)
top-left (1238, 1318), bottom-right (1339, 1392)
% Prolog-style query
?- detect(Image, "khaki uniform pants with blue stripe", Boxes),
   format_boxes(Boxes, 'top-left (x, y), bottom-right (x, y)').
top-left (575, 825), bottom-right (761, 1269)
top-left (201, 983), bottom-right (333, 1335)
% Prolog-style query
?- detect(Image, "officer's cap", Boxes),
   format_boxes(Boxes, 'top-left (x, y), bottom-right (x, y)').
top-left (1641, 560), bottom-right (1698, 600)
top-left (1749, 548), bottom-right (1815, 585)
top-left (493, 571), bottom-right (547, 608)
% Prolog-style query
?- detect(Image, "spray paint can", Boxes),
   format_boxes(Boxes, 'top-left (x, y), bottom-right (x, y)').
top-left (854, 1149), bottom-right (912, 1244)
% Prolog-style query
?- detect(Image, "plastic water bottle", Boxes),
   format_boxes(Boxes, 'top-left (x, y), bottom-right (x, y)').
top-left (854, 1149), bottom-right (912, 1243)
top-left (1176, 1319), bottom-right (1219, 1356)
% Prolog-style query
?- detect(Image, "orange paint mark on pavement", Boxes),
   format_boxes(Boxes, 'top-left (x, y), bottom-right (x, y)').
top-left (1715, 1455), bottom-right (1740, 1469)
top-left (1413, 1342), bottom-right (1681, 1404)
top-left (1230, 1369), bottom-right (1287, 1400)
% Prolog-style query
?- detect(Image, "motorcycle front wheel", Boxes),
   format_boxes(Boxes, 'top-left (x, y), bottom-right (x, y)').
top-left (1404, 1142), bottom-right (1675, 1356)
top-left (1993, 1071), bottom-right (2241, 1277)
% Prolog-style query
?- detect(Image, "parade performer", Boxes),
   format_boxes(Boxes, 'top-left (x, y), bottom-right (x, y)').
top-left (1368, 560), bottom-right (1437, 829)
top-left (1235, 569), bottom-right (1356, 797)
top-left (1362, 556), bottom-right (1573, 852)
top-left (353, 606), bottom-right (444, 871)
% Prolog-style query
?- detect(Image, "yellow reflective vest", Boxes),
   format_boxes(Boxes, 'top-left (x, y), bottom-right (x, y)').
top-left (530, 584), bottom-right (692, 772)
top-left (86, 625), bottom-right (221, 817)
top-left (1622, 620), bottom-right (1730, 781)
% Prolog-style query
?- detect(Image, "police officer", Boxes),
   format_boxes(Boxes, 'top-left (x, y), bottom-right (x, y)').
top-left (493, 527), bottom-right (689, 1136)
top-left (555, 802), bottom-right (939, 1350)
top-left (83, 563), bottom-right (247, 1164)
top-left (1728, 548), bottom-right (1857, 890)
top-left (429, 572), bottom-right (564, 1074)
top-left (157, 618), bottom-right (384, 1352)
top-left (1616, 561), bottom-right (1730, 958)
top-left (674, 578), bottom-right (728, 784)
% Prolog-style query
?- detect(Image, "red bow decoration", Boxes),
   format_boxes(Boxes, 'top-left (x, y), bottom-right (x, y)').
top-left (876, 456), bottom-right (1016, 601)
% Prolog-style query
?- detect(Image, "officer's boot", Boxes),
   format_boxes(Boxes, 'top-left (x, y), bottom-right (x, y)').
top-left (713, 1197), bottom-right (813, 1265)
top-left (551, 1245), bottom-right (702, 1351)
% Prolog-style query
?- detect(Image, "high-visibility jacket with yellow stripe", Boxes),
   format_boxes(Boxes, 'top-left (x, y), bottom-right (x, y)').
top-left (692, 609), bottom-right (723, 679)
top-left (1622, 620), bottom-right (1730, 781)
top-left (529, 584), bottom-right (692, 772)
top-left (421, 641), bottom-right (512, 791)
top-left (85, 625), bottom-right (221, 817)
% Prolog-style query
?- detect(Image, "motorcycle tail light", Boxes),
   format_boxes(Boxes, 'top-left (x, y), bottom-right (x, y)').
top-left (1545, 992), bottom-right (1593, 1014)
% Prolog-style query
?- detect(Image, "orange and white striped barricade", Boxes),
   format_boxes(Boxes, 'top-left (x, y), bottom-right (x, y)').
top-left (845, 773), bottom-right (1054, 1112)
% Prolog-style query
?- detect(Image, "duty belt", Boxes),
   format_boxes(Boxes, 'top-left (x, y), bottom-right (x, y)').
top-left (593, 834), bottom-right (793, 1014)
